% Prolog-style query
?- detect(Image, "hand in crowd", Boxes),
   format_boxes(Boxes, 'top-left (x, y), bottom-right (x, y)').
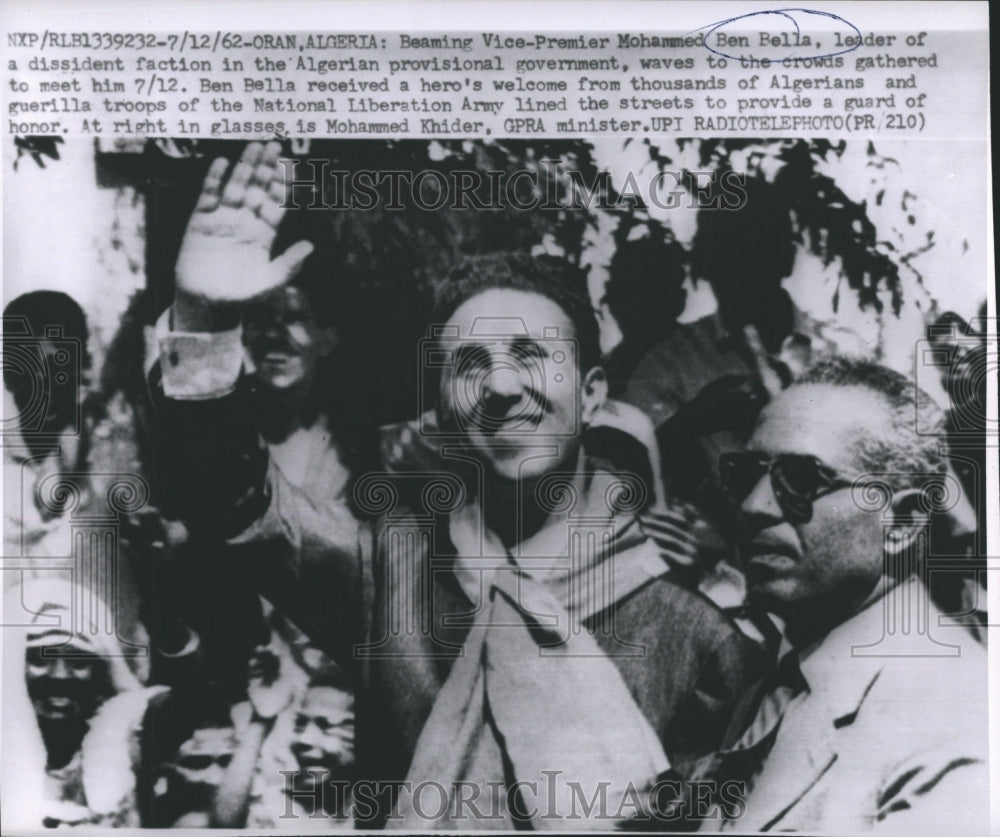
top-left (246, 644), bottom-right (296, 721)
top-left (638, 503), bottom-right (700, 569)
top-left (173, 141), bottom-right (314, 330)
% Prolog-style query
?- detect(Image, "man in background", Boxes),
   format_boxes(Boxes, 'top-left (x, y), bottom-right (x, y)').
top-left (2, 579), bottom-right (160, 828)
top-left (4, 291), bottom-right (93, 559)
top-left (705, 358), bottom-right (988, 833)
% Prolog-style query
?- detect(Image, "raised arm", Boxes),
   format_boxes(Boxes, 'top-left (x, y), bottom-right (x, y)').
top-left (151, 142), bottom-right (369, 669)
top-left (211, 646), bottom-right (296, 829)
top-left (155, 140), bottom-right (315, 530)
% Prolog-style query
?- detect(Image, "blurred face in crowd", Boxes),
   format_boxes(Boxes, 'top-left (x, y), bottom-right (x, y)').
top-left (19, 337), bottom-right (81, 434)
top-left (436, 289), bottom-right (606, 483)
top-left (4, 335), bottom-right (87, 474)
top-left (291, 686), bottom-right (355, 782)
top-left (4, 389), bottom-right (84, 525)
top-left (929, 323), bottom-right (986, 413)
top-left (25, 644), bottom-right (110, 724)
top-left (738, 384), bottom-right (887, 627)
top-left (242, 285), bottom-right (335, 393)
top-left (171, 727), bottom-right (238, 790)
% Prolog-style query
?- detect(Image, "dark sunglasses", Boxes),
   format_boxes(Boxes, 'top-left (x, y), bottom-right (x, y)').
top-left (719, 451), bottom-right (856, 524)
top-left (176, 753), bottom-right (233, 771)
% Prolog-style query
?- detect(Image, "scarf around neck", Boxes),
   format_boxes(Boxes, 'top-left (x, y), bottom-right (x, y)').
top-left (391, 468), bottom-right (671, 830)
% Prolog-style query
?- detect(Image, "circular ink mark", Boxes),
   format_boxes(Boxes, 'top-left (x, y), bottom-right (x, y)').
top-left (694, 8), bottom-right (863, 63)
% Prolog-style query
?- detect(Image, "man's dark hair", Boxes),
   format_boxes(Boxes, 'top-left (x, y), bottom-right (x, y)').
top-left (308, 663), bottom-right (355, 695)
top-left (3, 290), bottom-right (91, 368)
top-left (604, 236), bottom-right (687, 339)
top-left (3, 291), bottom-right (91, 442)
top-left (432, 252), bottom-right (601, 371)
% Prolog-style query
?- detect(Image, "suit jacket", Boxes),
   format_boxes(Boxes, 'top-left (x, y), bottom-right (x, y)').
top-left (716, 578), bottom-right (989, 834)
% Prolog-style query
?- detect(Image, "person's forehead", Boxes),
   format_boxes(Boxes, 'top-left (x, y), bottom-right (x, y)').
top-left (26, 637), bottom-right (102, 659)
top-left (304, 686), bottom-right (354, 714)
top-left (444, 289), bottom-right (575, 340)
top-left (26, 647), bottom-right (101, 662)
top-left (750, 384), bottom-right (890, 470)
top-left (247, 285), bottom-right (311, 318)
top-left (181, 728), bottom-right (235, 753)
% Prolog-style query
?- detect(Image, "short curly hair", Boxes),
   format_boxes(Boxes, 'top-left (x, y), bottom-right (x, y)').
top-left (796, 356), bottom-right (947, 490)
top-left (431, 252), bottom-right (601, 372)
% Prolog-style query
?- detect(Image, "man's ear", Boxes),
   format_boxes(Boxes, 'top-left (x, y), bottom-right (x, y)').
top-left (581, 366), bottom-right (608, 427)
top-left (883, 488), bottom-right (931, 557)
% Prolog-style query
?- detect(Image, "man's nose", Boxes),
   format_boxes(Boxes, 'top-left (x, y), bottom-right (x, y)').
top-left (481, 363), bottom-right (524, 408)
top-left (48, 657), bottom-right (72, 679)
top-left (295, 724), bottom-right (324, 750)
top-left (258, 319), bottom-right (286, 341)
top-left (741, 473), bottom-right (784, 524)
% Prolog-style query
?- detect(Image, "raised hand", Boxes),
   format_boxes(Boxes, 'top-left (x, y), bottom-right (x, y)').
top-left (246, 644), bottom-right (296, 721)
top-left (174, 141), bottom-right (314, 319)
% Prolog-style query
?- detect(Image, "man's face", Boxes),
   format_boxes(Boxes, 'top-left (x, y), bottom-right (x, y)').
top-left (243, 286), bottom-right (333, 392)
top-left (933, 332), bottom-right (986, 409)
top-left (435, 289), bottom-right (604, 483)
top-left (25, 645), bottom-right (109, 722)
top-left (291, 687), bottom-right (354, 779)
top-left (739, 384), bottom-right (887, 621)
top-left (4, 337), bottom-right (81, 439)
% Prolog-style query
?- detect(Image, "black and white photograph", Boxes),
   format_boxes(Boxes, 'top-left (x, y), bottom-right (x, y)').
top-left (1, 2), bottom-right (994, 834)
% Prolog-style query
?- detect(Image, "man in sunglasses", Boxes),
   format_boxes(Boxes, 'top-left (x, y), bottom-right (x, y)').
top-left (159, 723), bottom-right (240, 827)
top-left (709, 357), bottom-right (988, 833)
top-left (3, 578), bottom-right (164, 829)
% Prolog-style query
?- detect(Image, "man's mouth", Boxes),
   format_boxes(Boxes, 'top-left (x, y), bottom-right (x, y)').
top-left (482, 416), bottom-right (542, 435)
top-left (300, 759), bottom-right (328, 769)
top-left (293, 756), bottom-right (333, 776)
top-left (36, 694), bottom-right (79, 716)
top-left (476, 405), bottom-right (546, 436)
top-left (744, 540), bottom-right (800, 569)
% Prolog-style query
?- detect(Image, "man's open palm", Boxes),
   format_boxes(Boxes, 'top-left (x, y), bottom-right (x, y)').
top-left (175, 141), bottom-right (313, 303)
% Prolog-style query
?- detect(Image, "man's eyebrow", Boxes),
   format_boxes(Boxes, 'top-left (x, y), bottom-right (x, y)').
top-left (508, 336), bottom-right (548, 355)
top-left (453, 342), bottom-right (491, 363)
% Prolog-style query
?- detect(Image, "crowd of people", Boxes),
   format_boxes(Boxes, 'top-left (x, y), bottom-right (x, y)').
top-left (2, 140), bottom-right (990, 832)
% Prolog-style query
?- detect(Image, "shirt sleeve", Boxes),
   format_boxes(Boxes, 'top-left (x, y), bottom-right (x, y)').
top-left (147, 306), bottom-right (370, 673)
top-left (153, 308), bottom-right (244, 400)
